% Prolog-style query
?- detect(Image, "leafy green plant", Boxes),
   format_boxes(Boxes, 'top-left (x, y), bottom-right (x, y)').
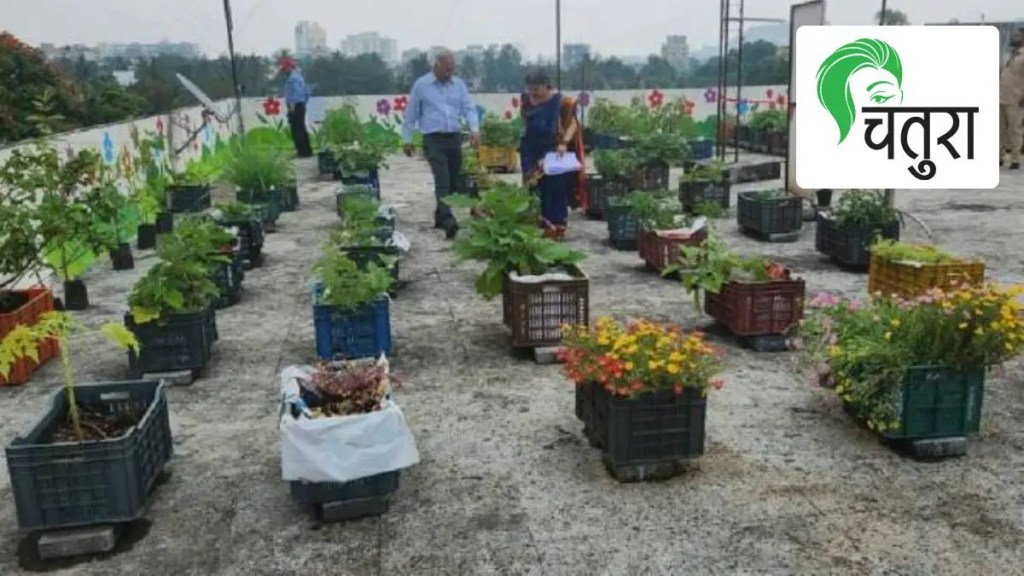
top-left (223, 143), bottom-right (294, 192)
top-left (747, 109), bottom-right (787, 132)
top-left (692, 200), bottom-right (727, 219)
top-left (870, 240), bottom-right (961, 264)
top-left (833, 190), bottom-right (898, 230)
top-left (671, 233), bottom-right (787, 311)
top-left (592, 149), bottom-right (638, 181)
top-left (447, 187), bottom-right (586, 299)
top-left (313, 247), bottom-right (394, 311)
top-left (480, 113), bottom-right (520, 148)
top-left (587, 99), bottom-right (640, 136)
top-left (632, 131), bottom-right (690, 167)
top-left (623, 191), bottom-right (682, 231)
top-left (212, 202), bottom-right (255, 222)
top-left (334, 141), bottom-right (388, 173)
top-left (129, 218), bottom-right (232, 323)
top-left (0, 311), bottom-right (138, 441)
top-left (751, 189), bottom-right (790, 201)
top-left (319, 105), bottom-right (364, 150)
top-left (682, 159), bottom-right (729, 184)
top-left (0, 150), bottom-right (45, 294)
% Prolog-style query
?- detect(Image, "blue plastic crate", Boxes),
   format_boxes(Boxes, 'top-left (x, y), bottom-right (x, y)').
top-left (691, 138), bottom-right (713, 160)
top-left (339, 169), bottom-right (381, 192)
top-left (312, 285), bottom-right (392, 360)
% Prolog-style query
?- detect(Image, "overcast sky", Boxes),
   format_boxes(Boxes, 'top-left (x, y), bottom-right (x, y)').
top-left (5, 0), bottom-right (1021, 59)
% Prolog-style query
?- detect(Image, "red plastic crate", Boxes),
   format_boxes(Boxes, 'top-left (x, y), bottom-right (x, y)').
top-left (704, 272), bottom-right (805, 336)
top-left (638, 228), bottom-right (708, 273)
top-left (0, 287), bottom-right (59, 386)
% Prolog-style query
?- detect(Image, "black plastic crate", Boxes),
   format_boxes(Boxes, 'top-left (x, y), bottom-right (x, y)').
top-left (236, 188), bottom-right (283, 227)
top-left (737, 191), bottom-right (803, 236)
top-left (339, 169), bottom-right (381, 191)
top-left (212, 251), bottom-right (244, 309)
top-left (336, 185), bottom-right (383, 218)
top-left (125, 309), bottom-right (216, 377)
top-left (317, 150), bottom-right (339, 176)
top-left (592, 385), bottom-right (706, 480)
top-left (281, 184), bottom-right (299, 212)
top-left (585, 176), bottom-right (628, 219)
top-left (816, 216), bottom-right (900, 269)
top-left (6, 380), bottom-right (173, 531)
top-left (629, 163), bottom-right (670, 191)
top-left (168, 184), bottom-right (211, 213)
top-left (575, 382), bottom-right (600, 448)
top-left (289, 470), bottom-right (400, 504)
top-left (605, 198), bottom-right (639, 251)
top-left (679, 179), bottom-right (731, 212)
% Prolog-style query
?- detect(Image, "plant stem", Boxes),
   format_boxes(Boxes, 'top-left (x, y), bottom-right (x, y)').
top-left (58, 336), bottom-right (83, 441)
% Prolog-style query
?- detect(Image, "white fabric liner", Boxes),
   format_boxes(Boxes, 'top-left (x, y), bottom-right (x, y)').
top-left (509, 266), bottom-right (585, 284)
top-left (541, 152), bottom-right (582, 175)
top-left (278, 356), bottom-right (420, 483)
top-left (654, 216), bottom-right (708, 238)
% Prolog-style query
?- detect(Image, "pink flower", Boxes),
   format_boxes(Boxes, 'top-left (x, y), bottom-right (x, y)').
top-left (809, 292), bottom-right (841, 308)
top-left (846, 299), bottom-right (863, 311)
top-left (709, 378), bottom-right (725, 391)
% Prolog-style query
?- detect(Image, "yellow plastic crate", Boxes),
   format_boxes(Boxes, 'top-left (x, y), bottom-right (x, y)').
top-left (478, 146), bottom-right (519, 173)
top-left (868, 253), bottom-right (985, 299)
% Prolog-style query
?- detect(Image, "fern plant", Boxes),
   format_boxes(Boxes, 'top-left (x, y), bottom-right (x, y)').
top-left (223, 143), bottom-right (294, 192)
top-left (0, 312), bottom-right (138, 441)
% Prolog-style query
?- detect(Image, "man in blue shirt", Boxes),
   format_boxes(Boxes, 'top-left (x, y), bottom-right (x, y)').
top-left (402, 50), bottom-right (480, 239)
top-left (281, 57), bottom-right (313, 158)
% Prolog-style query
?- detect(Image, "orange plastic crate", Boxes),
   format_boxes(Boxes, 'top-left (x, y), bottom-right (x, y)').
top-left (0, 287), bottom-right (60, 386)
top-left (478, 146), bottom-right (518, 173)
top-left (867, 253), bottom-right (985, 299)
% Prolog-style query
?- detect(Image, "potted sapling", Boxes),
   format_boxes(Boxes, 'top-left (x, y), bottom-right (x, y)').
top-left (279, 356), bottom-right (419, 521)
top-left (1, 311), bottom-right (174, 531)
top-left (211, 202), bottom-right (265, 269)
top-left (679, 159), bottom-right (730, 213)
top-left (311, 246), bottom-right (395, 360)
top-left (587, 149), bottom-right (637, 219)
top-left (626, 192), bottom-right (706, 274)
top-left (816, 190), bottom-right (901, 270)
top-left (332, 194), bottom-right (402, 288)
top-left (224, 143), bottom-right (295, 232)
top-left (630, 131), bottom-right (689, 191)
top-left (166, 160), bottom-right (215, 213)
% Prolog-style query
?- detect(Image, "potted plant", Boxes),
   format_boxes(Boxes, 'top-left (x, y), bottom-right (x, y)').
top-left (93, 175), bottom-right (136, 271)
top-left (604, 193), bottom-right (642, 251)
top-left (166, 160), bottom-right (215, 213)
top-left (332, 195), bottom-right (401, 288)
top-left (335, 141), bottom-right (388, 190)
top-left (585, 99), bottom-right (637, 149)
top-left (312, 247), bottom-right (394, 360)
top-left (280, 357), bottom-right (419, 520)
top-left (19, 145), bottom-right (121, 310)
top-left (680, 159), bottom-right (730, 213)
top-left (0, 152), bottom-right (58, 386)
top-left (167, 217), bottom-right (243, 310)
top-left (125, 219), bottom-right (226, 378)
top-left (868, 240), bottom-right (985, 299)
top-left (211, 202), bottom-right (265, 269)
top-left (478, 113), bottom-right (521, 173)
top-left (587, 150), bottom-right (636, 219)
top-left (224, 143), bottom-right (294, 232)
top-left (630, 131), bottom-right (689, 190)
top-left (447, 189), bottom-right (588, 348)
top-left (815, 190), bottom-right (900, 270)
top-left (560, 317), bottom-right (725, 481)
top-left (317, 105), bottom-right (364, 178)
top-left (736, 189), bottom-right (804, 239)
top-left (629, 193), bottom-right (705, 274)
top-left (1, 311), bottom-right (174, 531)
top-left (677, 233), bottom-right (805, 338)
top-left (747, 109), bottom-right (788, 154)
top-left (799, 284), bottom-right (1024, 452)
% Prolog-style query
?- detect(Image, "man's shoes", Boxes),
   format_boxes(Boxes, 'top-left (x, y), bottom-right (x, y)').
top-left (444, 222), bottom-right (459, 239)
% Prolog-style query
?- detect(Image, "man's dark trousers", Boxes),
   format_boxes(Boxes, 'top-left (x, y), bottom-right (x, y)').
top-left (423, 133), bottom-right (462, 230)
top-left (288, 102), bottom-right (313, 158)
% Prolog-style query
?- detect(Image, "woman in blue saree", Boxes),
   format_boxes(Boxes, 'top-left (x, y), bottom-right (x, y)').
top-left (519, 69), bottom-right (583, 239)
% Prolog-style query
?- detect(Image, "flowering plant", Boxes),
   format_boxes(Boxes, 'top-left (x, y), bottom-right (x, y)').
top-left (559, 317), bottom-right (724, 397)
top-left (799, 284), bottom-right (1024, 432)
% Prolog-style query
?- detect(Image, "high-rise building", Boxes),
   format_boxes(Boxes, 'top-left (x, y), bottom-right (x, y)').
top-left (340, 32), bottom-right (398, 63)
top-left (661, 35), bottom-right (690, 72)
top-left (94, 41), bottom-right (201, 60)
top-left (295, 21), bottom-right (327, 58)
top-left (401, 48), bottom-right (425, 64)
top-left (562, 43), bottom-right (591, 68)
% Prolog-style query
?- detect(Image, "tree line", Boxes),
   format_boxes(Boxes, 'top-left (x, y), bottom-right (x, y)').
top-left (1, 30), bottom-right (792, 144)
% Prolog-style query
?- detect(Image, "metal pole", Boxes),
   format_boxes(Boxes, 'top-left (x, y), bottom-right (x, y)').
top-left (734, 0), bottom-right (744, 164)
top-left (717, 0), bottom-right (728, 160)
top-left (556, 0), bottom-right (562, 90)
top-left (880, 0), bottom-right (895, 207)
top-left (223, 0), bottom-right (245, 135)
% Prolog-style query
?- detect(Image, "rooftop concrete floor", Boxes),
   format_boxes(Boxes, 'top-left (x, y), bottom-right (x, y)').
top-left (1, 154), bottom-right (1023, 575)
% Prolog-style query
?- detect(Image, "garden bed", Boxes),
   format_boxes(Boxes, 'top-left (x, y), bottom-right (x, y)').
top-left (737, 191), bottom-right (803, 237)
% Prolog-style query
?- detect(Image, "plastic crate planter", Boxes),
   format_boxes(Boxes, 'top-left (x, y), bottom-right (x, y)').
top-left (505, 266), bottom-right (589, 348)
top-left (317, 150), bottom-right (339, 177)
top-left (212, 249), bottom-right (244, 309)
top-left (280, 184), bottom-right (300, 212)
top-left (168, 184), bottom-right (211, 213)
top-left (217, 218), bottom-right (265, 269)
top-left (0, 287), bottom-right (59, 386)
top-left (236, 188), bottom-right (283, 230)
top-left (339, 168), bottom-right (381, 191)
top-left (704, 270), bottom-right (806, 337)
top-left (816, 216), bottom-right (900, 270)
top-left (875, 366), bottom-right (985, 442)
top-left (629, 163), bottom-right (671, 191)
top-left (279, 361), bottom-right (419, 521)
top-left (868, 247), bottom-right (985, 299)
top-left (639, 227), bottom-right (708, 274)
top-left (584, 176), bottom-right (628, 219)
top-left (591, 385), bottom-right (707, 482)
top-left (605, 197), bottom-right (640, 251)
top-left (312, 284), bottom-right (393, 360)
top-left (125, 309), bottom-right (217, 378)
top-left (690, 138), bottom-right (714, 160)
top-left (478, 146), bottom-right (518, 173)
top-left (336, 184), bottom-right (382, 217)
top-left (679, 165), bottom-right (731, 213)
top-left (6, 380), bottom-right (173, 531)
top-left (737, 190), bottom-right (803, 237)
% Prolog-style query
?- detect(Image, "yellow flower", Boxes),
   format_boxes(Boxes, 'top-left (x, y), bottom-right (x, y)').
top-left (884, 332), bottom-right (892, 341)
top-left (624, 361), bottom-right (635, 371)
top-left (666, 363), bottom-right (680, 375)
top-left (668, 351), bottom-right (684, 363)
top-left (958, 322), bottom-right (968, 329)
top-left (890, 319), bottom-right (901, 327)
top-left (975, 327), bottom-right (984, 336)
top-left (828, 345), bottom-right (842, 357)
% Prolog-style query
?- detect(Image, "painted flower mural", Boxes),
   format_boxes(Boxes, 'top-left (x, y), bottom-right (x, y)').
top-left (156, 117), bottom-right (164, 137)
top-left (262, 96), bottom-right (281, 116)
top-left (736, 99), bottom-right (750, 115)
top-left (648, 89), bottom-right (664, 108)
top-left (504, 110), bottom-right (513, 120)
top-left (577, 92), bottom-right (591, 107)
top-left (376, 98), bottom-right (392, 116)
top-left (393, 95), bottom-right (408, 112)
top-left (511, 96), bottom-right (520, 109)
top-left (766, 88), bottom-right (775, 100)
top-left (102, 132), bottom-right (115, 164)
top-left (704, 88), bottom-right (718, 104)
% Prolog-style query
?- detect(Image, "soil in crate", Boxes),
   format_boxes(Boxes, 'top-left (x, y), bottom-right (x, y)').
top-left (51, 409), bottom-right (143, 443)
top-left (0, 292), bottom-right (30, 313)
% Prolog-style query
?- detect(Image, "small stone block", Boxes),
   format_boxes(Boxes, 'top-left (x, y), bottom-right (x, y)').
top-left (143, 370), bottom-right (195, 387)
top-left (317, 496), bottom-right (390, 523)
top-left (739, 334), bottom-right (790, 352)
top-left (38, 525), bottom-right (121, 560)
top-left (533, 346), bottom-right (565, 365)
top-left (604, 457), bottom-right (699, 483)
top-left (901, 437), bottom-right (968, 459)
